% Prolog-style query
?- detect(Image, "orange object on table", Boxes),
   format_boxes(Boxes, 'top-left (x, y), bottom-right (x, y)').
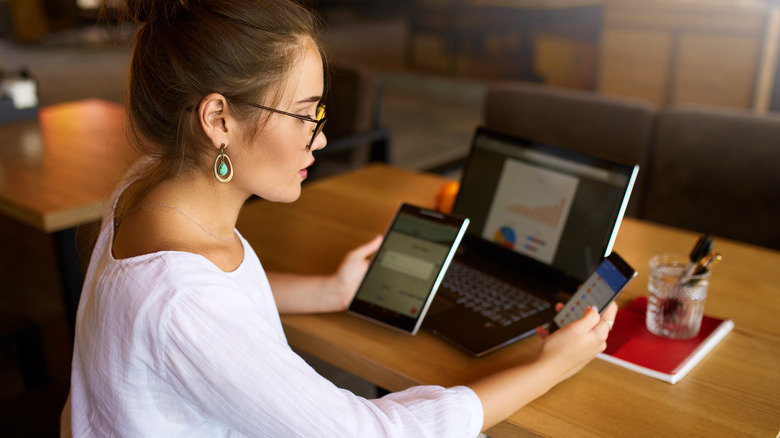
top-left (435, 181), bottom-right (460, 213)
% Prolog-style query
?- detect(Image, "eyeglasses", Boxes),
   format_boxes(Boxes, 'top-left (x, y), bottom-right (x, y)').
top-left (236, 101), bottom-right (327, 150)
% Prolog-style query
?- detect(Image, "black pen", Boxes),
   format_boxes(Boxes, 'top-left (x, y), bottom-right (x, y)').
top-left (679, 234), bottom-right (712, 283)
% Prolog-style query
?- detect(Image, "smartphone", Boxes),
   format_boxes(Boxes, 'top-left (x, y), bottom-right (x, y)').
top-left (550, 252), bottom-right (637, 331)
top-left (348, 203), bottom-right (469, 335)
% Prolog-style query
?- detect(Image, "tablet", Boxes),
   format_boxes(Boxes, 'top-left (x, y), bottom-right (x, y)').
top-left (348, 203), bottom-right (469, 334)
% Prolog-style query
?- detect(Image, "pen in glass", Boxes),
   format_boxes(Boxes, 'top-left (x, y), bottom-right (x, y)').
top-left (693, 252), bottom-right (723, 275)
top-left (680, 234), bottom-right (712, 283)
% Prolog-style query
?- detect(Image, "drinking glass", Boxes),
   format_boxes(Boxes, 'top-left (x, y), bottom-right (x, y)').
top-left (646, 254), bottom-right (712, 339)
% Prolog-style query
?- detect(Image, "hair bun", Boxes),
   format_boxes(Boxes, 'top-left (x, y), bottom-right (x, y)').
top-left (125, 0), bottom-right (192, 24)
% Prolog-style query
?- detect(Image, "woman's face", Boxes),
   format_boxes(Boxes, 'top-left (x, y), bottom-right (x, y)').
top-left (231, 42), bottom-right (326, 203)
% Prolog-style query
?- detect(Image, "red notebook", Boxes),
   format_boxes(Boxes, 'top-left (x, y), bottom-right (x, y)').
top-left (597, 296), bottom-right (734, 384)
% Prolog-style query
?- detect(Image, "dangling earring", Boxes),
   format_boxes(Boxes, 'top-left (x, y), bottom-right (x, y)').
top-left (213, 143), bottom-right (233, 183)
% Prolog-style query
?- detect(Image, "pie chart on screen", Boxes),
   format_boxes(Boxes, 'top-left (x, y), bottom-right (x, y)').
top-left (493, 226), bottom-right (516, 249)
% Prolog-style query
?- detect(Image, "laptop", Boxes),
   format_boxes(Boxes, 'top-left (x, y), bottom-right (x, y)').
top-left (422, 127), bottom-right (638, 356)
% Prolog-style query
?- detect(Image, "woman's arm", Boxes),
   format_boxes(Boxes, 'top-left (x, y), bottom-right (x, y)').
top-left (267, 235), bottom-right (382, 314)
top-left (470, 303), bottom-right (617, 432)
top-left (163, 279), bottom-right (483, 437)
top-left (269, 234), bottom-right (616, 432)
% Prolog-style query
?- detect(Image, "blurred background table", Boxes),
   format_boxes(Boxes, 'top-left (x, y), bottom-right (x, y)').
top-left (0, 98), bottom-right (137, 330)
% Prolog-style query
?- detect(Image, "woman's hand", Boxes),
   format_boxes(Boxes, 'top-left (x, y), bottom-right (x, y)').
top-left (535, 302), bottom-right (617, 386)
top-left (330, 235), bottom-right (383, 310)
top-left (269, 236), bottom-right (382, 314)
top-left (471, 301), bottom-right (617, 431)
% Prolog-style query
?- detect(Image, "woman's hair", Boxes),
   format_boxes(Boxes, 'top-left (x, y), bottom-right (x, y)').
top-left (114, 0), bottom-right (324, 219)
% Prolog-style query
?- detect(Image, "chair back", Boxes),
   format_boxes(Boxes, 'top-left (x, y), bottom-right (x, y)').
top-left (483, 81), bottom-right (658, 216)
top-left (642, 105), bottom-right (780, 250)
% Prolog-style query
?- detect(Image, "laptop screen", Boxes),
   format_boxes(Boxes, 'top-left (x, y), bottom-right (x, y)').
top-left (453, 128), bottom-right (638, 283)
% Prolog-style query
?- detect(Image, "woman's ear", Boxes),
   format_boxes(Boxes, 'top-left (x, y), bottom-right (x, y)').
top-left (198, 93), bottom-right (231, 149)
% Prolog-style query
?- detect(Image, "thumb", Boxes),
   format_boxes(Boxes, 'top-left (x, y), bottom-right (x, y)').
top-left (351, 235), bottom-right (382, 260)
top-left (579, 305), bottom-right (602, 330)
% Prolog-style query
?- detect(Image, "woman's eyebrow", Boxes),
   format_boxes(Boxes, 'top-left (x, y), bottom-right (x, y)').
top-left (297, 95), bottom-right (322, 104)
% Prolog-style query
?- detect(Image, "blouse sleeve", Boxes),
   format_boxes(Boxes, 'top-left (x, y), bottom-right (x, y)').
top-left (159, 283), bottom-right (484, 437)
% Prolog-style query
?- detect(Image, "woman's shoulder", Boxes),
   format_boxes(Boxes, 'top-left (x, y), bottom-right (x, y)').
top-left (105, 238), bottom-right (259, 303)
top-left (96, 249), bottom-right (225, 303)
top-left (89, 249), bottom-right (248, 334)
top-left (112, 248), bottom-right (235, 288)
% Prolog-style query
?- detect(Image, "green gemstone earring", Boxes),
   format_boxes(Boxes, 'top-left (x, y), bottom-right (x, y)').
top-left (213, 143), bottom-right (233, 184)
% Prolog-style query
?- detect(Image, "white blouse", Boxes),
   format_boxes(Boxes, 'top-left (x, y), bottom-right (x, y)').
top-left (63, 169), bottom-right (484, 437)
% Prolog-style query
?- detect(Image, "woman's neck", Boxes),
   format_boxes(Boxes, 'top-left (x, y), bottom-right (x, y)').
top-left (147, 175), bottom-right (244, 239)
top-left (112, 171), bottom-right (247, 271)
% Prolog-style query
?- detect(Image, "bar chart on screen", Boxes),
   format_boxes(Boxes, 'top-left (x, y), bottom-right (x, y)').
top-left (483, 159), bottom-right (578, 263)
top-left (505, 196), bottom-right (567, 228)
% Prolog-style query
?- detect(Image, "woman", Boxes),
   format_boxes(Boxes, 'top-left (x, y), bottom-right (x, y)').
top-left (63, 0), bottom-right (616, 436)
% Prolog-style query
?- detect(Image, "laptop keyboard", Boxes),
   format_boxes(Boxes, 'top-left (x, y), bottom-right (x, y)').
top-left (440, 260), bottom-right (552, 327)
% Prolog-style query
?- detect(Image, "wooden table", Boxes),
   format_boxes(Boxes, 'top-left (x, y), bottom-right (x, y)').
top-left (236, 164), bottom-right (780, 437)
top-left (0, 99), bottom-right (137, 329)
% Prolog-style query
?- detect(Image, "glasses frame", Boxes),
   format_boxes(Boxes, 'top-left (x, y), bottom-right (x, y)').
top-left (236, 101), bottom-right (327, 150)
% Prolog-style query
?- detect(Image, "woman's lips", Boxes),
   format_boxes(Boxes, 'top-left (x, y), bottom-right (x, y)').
top-left (299, 159), bottom-right (315, 180)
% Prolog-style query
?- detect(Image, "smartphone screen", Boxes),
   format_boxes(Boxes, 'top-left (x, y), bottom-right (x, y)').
top-left (348, 203), bottom-right (469, 334)
top-left (551, 252), bottom-right (637, 331)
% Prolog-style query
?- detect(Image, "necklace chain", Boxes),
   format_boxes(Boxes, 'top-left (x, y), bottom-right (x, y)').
top-left (119, 203), bottom-right (237, 242)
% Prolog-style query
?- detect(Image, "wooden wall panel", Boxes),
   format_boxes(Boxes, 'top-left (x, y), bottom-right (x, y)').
top-left (597, 0), bottom-right (770, 109)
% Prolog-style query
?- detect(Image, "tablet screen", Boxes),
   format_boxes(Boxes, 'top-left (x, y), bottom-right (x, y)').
top-left (348, 203), bottom-right (469, 334)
